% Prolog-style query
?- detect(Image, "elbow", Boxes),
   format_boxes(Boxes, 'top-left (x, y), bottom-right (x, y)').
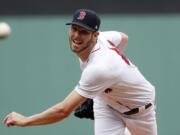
top-left (125, 34), bottom-right (128, 43)
top-left (118, 32), bottom-right (128, 51)
top-left (61, 110), bottom-right (71, 118)
top-left (125, 34), bottom-right (128, 44)
top-left (121, 32), bottom-right (128, 44)
top-left (124, 36), bottom-right (128, 46)
top-left (56, 107), bottom-right (71, 119)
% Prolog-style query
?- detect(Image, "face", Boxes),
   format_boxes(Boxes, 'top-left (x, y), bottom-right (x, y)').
top-left (69, 24), bottom-right (97, 53)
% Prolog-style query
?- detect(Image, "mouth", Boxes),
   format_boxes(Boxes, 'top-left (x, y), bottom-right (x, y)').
top-left (73, 40), bottom-right (82, 45)
top-left (72, 40), bottom-right (83, 48)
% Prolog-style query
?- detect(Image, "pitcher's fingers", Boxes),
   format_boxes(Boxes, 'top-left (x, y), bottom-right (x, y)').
top-left (5, 119), bottom-right (13, 127)
top-left (7, 122), bottom-right (15, 127)
top-left (3, 114), bottom-right (10, 124)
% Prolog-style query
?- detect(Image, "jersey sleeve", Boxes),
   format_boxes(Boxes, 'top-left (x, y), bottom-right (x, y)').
top-left (75, 65), bottom-right (118, 99)
top-left (100, 31), bottom-right (122, 47)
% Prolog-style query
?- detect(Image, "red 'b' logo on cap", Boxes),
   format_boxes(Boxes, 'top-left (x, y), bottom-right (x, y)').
top-left (77, 10), bottom-right (86, 20)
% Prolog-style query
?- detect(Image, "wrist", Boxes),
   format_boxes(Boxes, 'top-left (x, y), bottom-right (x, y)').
top-left (21, 117), bottom-right (30, 127)
top-left (22, 115), bottom-right (35, 127)
top-left (22, 114), bottom-right (42, 126)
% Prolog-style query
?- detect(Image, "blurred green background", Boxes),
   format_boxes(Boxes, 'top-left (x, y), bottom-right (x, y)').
top-left (0, 15), bottom-right (180, 135)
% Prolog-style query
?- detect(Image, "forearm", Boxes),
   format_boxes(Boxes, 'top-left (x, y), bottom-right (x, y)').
top-left (3, 90), bottom-right (86, 127)
top-left (24, 103), bottom-right (69, 126)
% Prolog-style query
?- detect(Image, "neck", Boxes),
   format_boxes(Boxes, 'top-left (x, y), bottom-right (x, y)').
top-left (77, 42), bottom-right (96, 62)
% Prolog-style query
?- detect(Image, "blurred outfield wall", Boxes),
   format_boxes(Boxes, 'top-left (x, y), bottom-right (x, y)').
top-left (0, 15), bottom-right (180, 135)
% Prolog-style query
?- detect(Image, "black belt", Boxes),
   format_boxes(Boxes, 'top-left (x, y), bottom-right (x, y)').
top-left (123, 103), bottom-right (152, 115)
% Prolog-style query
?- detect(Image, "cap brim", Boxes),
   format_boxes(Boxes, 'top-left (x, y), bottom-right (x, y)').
top-left (66, 22), bottom-right (96, 32)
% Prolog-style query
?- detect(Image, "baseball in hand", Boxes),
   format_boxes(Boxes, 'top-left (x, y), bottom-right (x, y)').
top-left (0, 22), bottom-right (11, 39)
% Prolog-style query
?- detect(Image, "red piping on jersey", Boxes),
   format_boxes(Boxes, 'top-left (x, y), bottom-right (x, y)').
top-left (91, 46), bottom-right (100, 54)
top-left (107, 40), bottom-right (116, 47)
top-left (86, 44), bottom-right (101, 63)
top-left (107, 40), bottom-right (130, 65)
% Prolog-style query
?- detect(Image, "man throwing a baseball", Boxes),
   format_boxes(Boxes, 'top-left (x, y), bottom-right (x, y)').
top-left (3, 9), bottom-right (157, 135)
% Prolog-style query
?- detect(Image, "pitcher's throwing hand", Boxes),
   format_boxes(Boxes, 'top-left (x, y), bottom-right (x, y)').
top-left (3, 112), bottom-right (27, 127)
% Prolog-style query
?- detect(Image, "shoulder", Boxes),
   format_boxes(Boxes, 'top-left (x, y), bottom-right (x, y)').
top-left (82, 62), bottom-right (118, 83)
top-left (100, 31), bottom-right (120, 36)
top-left (98, 31), bottom-right (122, 47)
top-left (99, 31), bottom-right (120, 38)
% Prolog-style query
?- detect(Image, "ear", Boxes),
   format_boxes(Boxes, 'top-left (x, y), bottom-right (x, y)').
top-left (94, 31), bottom-right (99, 38)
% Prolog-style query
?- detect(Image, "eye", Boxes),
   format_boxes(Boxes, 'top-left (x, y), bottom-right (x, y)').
top-left (80, 30), bottom-right (90, 35)
top-left (71, 27), bottom-right (77, 32)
